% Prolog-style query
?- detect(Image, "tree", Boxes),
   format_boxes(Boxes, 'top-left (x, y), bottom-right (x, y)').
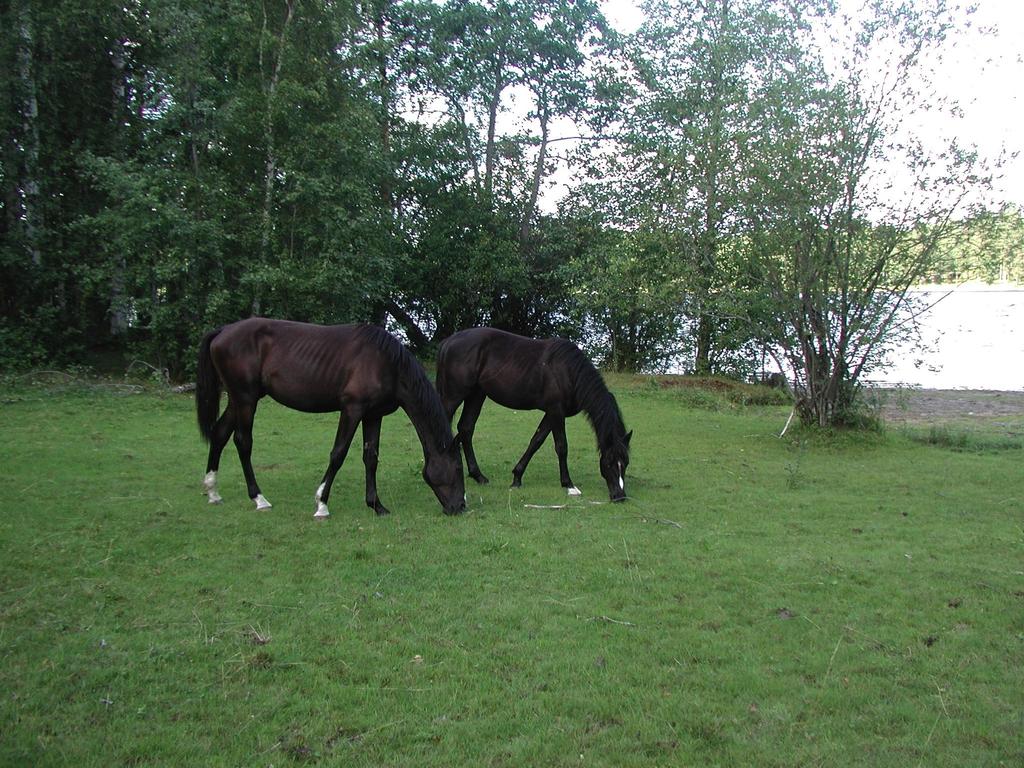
top-left (742, 0), bottom-right (994, 426)
top-left (382, 0), bottom-right (612, 348)
top-left (614, 0), bottom-right (823, 374)
top-left (1, 0), bottom-right (148, 367)
top-left (578, 0), bottom-right (817, 375)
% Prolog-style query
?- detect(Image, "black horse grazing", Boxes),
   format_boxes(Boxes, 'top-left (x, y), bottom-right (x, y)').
top-left (196, 318), bottom-right (465, 518)
top-left (436, 327), bottom-right (631, 502)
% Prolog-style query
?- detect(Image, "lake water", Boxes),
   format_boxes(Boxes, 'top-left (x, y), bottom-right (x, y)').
top-left (869, 285), bottom-right (1023, 391)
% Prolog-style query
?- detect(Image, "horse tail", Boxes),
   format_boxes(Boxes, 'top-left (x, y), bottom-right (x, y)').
top-left (435, 336), bottom-right (452, 400)
top-left (196, 327), bottom-right (223, 443)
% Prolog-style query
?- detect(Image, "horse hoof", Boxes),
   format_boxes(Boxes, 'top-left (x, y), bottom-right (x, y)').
top-left (471, 473), bottom-right (490, 485)
top-left (207, 494), bottom-right (223, 505)
top-left (375, 507), bottom-right (391, 516)
top-left (567, 486), bottom-right (582, 497)
top-left (254, 494), bottom-right (272, 511)
top-left (314, 501), bottom-right (330, 519)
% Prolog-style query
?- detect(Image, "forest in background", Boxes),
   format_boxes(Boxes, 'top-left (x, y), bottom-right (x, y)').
top-left (2, 0), bottom-right (1019, 425)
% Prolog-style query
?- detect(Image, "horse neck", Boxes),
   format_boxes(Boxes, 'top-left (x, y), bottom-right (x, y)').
top-left (578, 380), bottom-right (624, 455)
top-left (397, 378), bottom-right (451, 458)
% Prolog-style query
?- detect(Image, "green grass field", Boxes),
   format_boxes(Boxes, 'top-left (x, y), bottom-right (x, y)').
top-left (1, 377), bottom-right (1021, 766)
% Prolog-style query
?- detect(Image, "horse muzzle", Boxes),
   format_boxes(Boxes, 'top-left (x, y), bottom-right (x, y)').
top-left (444, 497), bottom-right (467, 515)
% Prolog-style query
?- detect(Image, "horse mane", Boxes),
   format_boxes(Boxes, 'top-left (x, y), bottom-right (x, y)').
top-left (354, 325), bottom-right (454, 451)
top-left (547, 340), bottom-right (629, 458)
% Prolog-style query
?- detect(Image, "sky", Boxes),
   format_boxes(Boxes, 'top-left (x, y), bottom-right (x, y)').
top-left (598, 0), bottom-right (1024, 209)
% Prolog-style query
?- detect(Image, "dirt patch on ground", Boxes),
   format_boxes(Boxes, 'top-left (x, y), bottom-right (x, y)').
top-left (871, 388), bottom-right (1024, 434)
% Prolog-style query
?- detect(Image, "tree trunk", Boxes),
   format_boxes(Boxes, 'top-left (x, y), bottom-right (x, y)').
top-left (519, 99), bottom-right (550, 247)
top-left (693, 0), bottom-right (730, 376)
top-left (385, 300), bottom-right (432, 354)
top-left (109, 36), bottom-right (130, 336)
top-left (375, 0), bottom-right (394, 214)
top-left (693, 310), bottom-right (714, 375)
top-left (482, 45), bottom-right (508, 207)
top-left (255, 0), bottom-right (296, 315)
top-left (453, 101), bottom-right (480, 188)
top-left (15, 0), bottom-right (42, 268)
top-left (483, 87), bottom-right (501, 205)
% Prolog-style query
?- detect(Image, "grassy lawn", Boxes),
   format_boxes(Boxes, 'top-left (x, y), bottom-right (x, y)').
top-left (1, 377), bottom-right (1021, 766)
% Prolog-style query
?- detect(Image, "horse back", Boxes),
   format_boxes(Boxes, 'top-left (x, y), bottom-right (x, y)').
top-left (210, 318), bottom-right (396, 413)
top-left (439, 327), bottom-right (576, 414)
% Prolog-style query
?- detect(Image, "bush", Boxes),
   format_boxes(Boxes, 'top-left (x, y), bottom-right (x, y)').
top-left (0, 320), bottom-right (48, 372)
top-left (653, 375), bottom-right (792, 407)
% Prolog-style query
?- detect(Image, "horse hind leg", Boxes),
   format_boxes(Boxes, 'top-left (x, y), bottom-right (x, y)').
top-left (314, 480), bottom-right (329, 518)
top-left (511, 413), bottom-right (554, 488)
top-left (202, 472), bottom-right (223, 504)
top-left (202, 406), bottom-right (236, 504)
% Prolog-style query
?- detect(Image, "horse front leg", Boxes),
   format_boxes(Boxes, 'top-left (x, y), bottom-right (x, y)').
top-left (457, 391), bottom-right (489, 484)
top-left (511, 413), bottom-right (554, 488)
top-left (360, 415), bottom-right (391, 516)
top-left (550, 417), bottom-right (581, 496)
top-left (313, 405), bottom-right (362, 519)
top-left (202, 405), bottom-right (236, 504)
top-left (232, 401), bottom-right (271, 510)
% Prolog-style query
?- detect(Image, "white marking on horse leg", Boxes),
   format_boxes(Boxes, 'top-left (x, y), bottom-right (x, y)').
top-left (203, 471), bottom-right (222, 504)
top-left (567, 486), bottom-right (582, 496)
top-left (254, 493), bottom-right (272, 511)
top-left (313, 483), bottom-right (329, 518)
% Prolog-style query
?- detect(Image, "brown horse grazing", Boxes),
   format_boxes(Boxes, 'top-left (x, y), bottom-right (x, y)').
top-left (436, 327), bottom-right (631, 502)
top-left (195, 318), bottom-right (465, 518)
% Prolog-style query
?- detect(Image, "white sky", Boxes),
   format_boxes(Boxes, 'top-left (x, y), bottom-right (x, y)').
top-left (598, 0), bottom-right (1024, 208)
top-left (935, 0), bottom-right (1024, 207)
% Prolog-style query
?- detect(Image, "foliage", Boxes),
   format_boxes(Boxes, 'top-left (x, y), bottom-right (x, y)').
top-left (577, 0), bottom-right (824, 375)
top-left (1, 0), bottom-right (617, 373)
top-left (927, 205), bottom-right (1024, 284)
top-left (382, 0), bottom-right (614, 348)
top-left (565, 224), bottom-right (686, 372)
top-left (0, 316), bottom-right (48, 370)
top-left (571, 0), bottom-right (1003, 424)
top-left (0, 0), bottom-right (1011, 425)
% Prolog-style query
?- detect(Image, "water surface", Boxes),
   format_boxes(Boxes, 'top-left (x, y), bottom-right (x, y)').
top-left (871, 285), bottom-right (1022, 391)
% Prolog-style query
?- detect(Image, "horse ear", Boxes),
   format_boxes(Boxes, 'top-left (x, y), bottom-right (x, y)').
top-left (624, 430), bottom-right (633, 446)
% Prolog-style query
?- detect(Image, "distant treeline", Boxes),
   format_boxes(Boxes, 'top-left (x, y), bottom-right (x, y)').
top-left (927, 207), bottom-right (1024, 285)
